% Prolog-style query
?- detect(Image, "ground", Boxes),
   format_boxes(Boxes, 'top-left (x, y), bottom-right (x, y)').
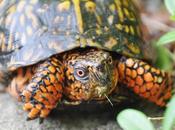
top-left (0, 92), bottom-right (164, 130)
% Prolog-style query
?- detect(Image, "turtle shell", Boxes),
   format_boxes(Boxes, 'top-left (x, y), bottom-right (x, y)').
top-left (0, 0), bottom-right (149, 71)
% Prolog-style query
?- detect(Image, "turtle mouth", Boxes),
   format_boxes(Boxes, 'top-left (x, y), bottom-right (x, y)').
top-left (87, 65), bottom-right (115, 100)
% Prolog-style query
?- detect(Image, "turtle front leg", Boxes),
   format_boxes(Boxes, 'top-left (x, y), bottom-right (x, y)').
top-left (117, 57), bottom-right (172, 106)
top-left (21, 56), bottom-right (64, 120)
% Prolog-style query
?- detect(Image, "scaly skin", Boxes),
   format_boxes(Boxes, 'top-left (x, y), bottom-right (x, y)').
top-left (8, 49), bottom-right (173, 120)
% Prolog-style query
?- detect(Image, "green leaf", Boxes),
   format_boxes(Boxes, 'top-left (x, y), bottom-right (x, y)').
top-left (164, 0), bottom-right (175, 16)
top-left (117, 109), bottom-right (155, 130)
top-left (163, 95), bottom-right (175, 130)
top-left (157, 31), bottom-right (175, 46)
top-left (170, 15), bottom-right (175, 21)
top-left (155, 46), bottom-right (173, 71)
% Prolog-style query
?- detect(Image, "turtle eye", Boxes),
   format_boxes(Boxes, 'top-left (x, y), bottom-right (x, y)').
top-left (74, 68), bottom-right (89, 80)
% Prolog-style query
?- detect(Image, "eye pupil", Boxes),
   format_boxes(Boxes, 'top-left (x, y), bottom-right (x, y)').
top-left (78, 70), bottom-right (83, 76)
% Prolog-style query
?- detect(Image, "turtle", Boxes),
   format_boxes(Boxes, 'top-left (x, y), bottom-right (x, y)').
top-left (0, 0), bottom-right (173, 121)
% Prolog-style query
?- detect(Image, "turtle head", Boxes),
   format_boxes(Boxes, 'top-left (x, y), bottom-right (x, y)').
top-left (64, 49), bottom-right (118, 101)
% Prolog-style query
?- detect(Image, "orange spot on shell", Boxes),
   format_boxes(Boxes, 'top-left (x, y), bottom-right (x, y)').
top-left (136, 76), bottom-right (143, 86)
top-left (144, 73), bottom-right (153, 82)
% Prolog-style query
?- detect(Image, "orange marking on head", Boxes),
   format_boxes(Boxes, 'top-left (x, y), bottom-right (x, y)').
top-left (51, 61), bottom-right (59, 66)
top-left (40, 85), bottom-right (47, 92)
top-left (144, 72), bottom-right (153, 82)
top-left (49, 74), bottom-right (56, 83)
top-left (136, 76), bottom-right (143, 86)
top-left (48, 66), bottom-right (56, 73)
top-left (126, 58), bottom-right (134, 67)
top-left (47, 85), bottom-right (57, 95)
top-left (137, 67), bottom-right (144, 75)
top-left (54, 83), bottom-right (63, 93)
top-left (44, 79), bottom-right (50, 85)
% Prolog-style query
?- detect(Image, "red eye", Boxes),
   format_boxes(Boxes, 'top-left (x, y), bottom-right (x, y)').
top-left (76, 69), bottom-right (85, 77)
top-left (74, 68), bottom-right (89, 80)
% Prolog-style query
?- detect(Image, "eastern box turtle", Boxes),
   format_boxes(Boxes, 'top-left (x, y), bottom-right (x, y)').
top-left (0, 0), bottom-right (173, 121)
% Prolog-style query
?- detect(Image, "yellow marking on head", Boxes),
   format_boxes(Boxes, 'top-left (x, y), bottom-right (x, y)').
top-left (26, 26), bottom-right (33, 36)
top-left (72, 0), bottom-right (83, 33)
top-left (17, 1), bottom-right (25, 12)
top-left (7, 4), bottom-right (17, 14)
top-left (30, 0), bottom-right (38, 5)
top-left (57, 1), bottom-right (71, 12)
top-left (20, 14), bottom-right (25, 26)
